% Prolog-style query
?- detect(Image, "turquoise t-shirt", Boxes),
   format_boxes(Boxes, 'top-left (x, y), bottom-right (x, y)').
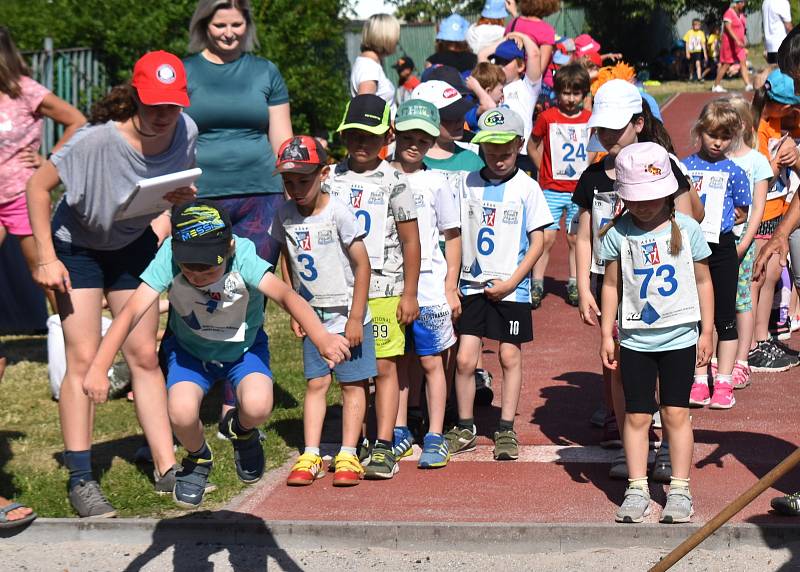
top-left (140, 235), bottom-right (271, 363)
top-left (600, 212), bottom-right (712, 352)
top-left (183, 53), bottom-right (289, 198)
top-left (423, 145), bottom-right (484, 172)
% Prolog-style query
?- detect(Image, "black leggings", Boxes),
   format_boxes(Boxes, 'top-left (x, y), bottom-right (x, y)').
top-left (620, 345), bottom-right (697, 413)
top-left (708, 232), bottom-right (738, 341)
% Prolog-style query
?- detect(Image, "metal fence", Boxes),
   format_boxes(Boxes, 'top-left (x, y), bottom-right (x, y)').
top-left (23, 38), bottom-right (108, 156)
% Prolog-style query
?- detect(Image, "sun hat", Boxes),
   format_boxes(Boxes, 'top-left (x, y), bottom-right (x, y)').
top-left (395, 99), bottom-right (441, 137)
top-left (337, 94), bottom-right (391, 134)
top-left (171, 200), bottom-right (232, 266)
top-left (437, 14), bottom-right (470, 42)
top-left (765, 69), bottom-right (800, 105)
top-left (471, 107), bottom-right (525, 144)
top-left (411, 79), bottom-right (473, 121)
top-left (132, 51), bottom-right (189, 107)
top-left (587, 79), bottom-right (643, 130)
top-left (574, 33), bottom-right (601, 56)
top-left (275, 136), bottom-right (328, 174)
top-left (489, 39), bottom-right (525, 66)
top-left (481, 0), bottom-right (509, 19)
top-left (613, 142), bottom-right (678, 202)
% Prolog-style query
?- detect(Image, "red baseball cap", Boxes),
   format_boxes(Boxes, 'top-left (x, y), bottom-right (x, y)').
top-left (275, 136), bottom-right (328, 174)
top-left (132, 51), bottom-right (190, 107)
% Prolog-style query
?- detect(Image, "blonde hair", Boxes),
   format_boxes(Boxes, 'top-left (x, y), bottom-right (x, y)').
top-left (723, 95), bottom-right (756, 148)
top-left (599, 194), bottom-right (683, 256)
top-left (188, 0), bottom-right (259, 53)
top-left (691, 99), bottom-right (743, 151)
top-left (361, 14), bottom-right (400, 57)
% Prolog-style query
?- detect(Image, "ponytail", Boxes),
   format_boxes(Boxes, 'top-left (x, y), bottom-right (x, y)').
top-left (88, 84), bottom-right (137, 124)
top-left (750, 85), bottom-right (768, 128)
top-left (667, 194), bottom-right (682, 256)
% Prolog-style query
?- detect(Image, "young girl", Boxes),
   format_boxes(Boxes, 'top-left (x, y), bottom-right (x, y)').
top-left (684, 100), bottom-right (752, 410)
top-left (600, 142), bottom-right (714, 524)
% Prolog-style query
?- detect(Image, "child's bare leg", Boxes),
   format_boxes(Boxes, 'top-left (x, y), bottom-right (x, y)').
top-left (660, 406), bottom-right (693, 479)
top-left (419, 353), bottom-right (447, 434)
top-left (623, 412), bottom-right (651, 479)
top-left (567, 231), bottom-right (577, 280)
top-left (498, 342), bottom-right (522, 423)
top-left (236, 373), bottom-right (273, 429)
top-left (341, 381), bottom-right (368, 449)
top-left (168, 382), bottom-right (205, 453)
top-left (455, 335), bottom-right (481, 421)
top-left (375, 357), bottom-right (399, 441)
top-left (304, 375), bottom-right (332, 449)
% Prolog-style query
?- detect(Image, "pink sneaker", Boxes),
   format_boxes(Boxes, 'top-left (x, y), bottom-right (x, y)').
top-left (689, 381), bottom-right (710, 407)
top-left (732, 363), bottom-right (751, 389)
top-left (709, 383), bottom-right (736, 409)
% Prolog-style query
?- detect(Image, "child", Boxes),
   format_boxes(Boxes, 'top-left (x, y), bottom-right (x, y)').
top-left (390, 99), bottom-right (462, 468)
top-left (393, 56), bottom-right (421, 108)
top-left (269, 136), bottom-right (376, 487)
top-left (324, 94), bottom-right (421, 479)
top-left (447, 107), bottom-right (553, 460)
top-left (82, 200), bottom-right (349, 507)
top-left (600, 142), bottom-right (714, 524)
top-left (528, 63), bottom-right (592, 308)
top-left (504, 0), bottom-right (558, 90)
top-left (465, 62), bottom-right (506, 132)
top-left (683, 100), bottom-right (752, 410)
top-left (683, 19), bottom-right (707, 82)
top-left (705, 21), bottom-right (720, 81)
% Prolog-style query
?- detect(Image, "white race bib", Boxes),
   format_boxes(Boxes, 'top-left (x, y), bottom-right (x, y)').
top-left (170, 272), bottom-right (249, 342)
top-left (284, 221), bottom-right (349, 308)
top-left (689, 169), bottom-right (727, 243)
top-left (326, 182), bottom-right (388, 270)
top-left (620, 230), bottom-right (700, 330)
top-left (461, 198), bottom-right (522, 282)
top-left (413, 191), bottom-right (433, 272)
top-left (591, 190), bottom-right (619, 274)
top-left (549, 123), bottom-right (590, 181)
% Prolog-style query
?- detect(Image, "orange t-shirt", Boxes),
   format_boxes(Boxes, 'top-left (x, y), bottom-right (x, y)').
top-left (756, 117), bottom-right (800, 221)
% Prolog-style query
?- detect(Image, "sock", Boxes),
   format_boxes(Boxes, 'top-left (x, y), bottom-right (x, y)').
top-left (736, 360), bottom-right (749, 368)
top-left (628, 477), bottom-right (649, 491)
top-left (568, 277), bottom-right (576, 286)
top-left (669, 477), bottom-right (690, 491)
top-left (64, 450), bottom-right (93, 489)
top-left (458, 418), bottom-right (475, 431)
top-left (304, 446), bottom-right (321, 457)
top-left (188, 441), bottom-right (213, 464)
top-left (715, 374), bottom-right (733, 385)
top-left (340, 446), bottom-right (357, 456)
top-left (376, 438), bottom-right (393, 450)
top-left (229, 409), bottom-right (256, 438)
top-left (693, 374), bottom-right (709, 386)
top-left (710, 357), bottom-right (717, 365)
top-left (497, 419), bottom-right (514, 431)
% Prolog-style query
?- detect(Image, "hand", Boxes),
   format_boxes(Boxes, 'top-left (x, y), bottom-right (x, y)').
top-left (319, 333), bottom-right (351, 369)
top-left (696, 332), bottom-right (714, 367)
top-left (396, 293), bottom-right (420, 325)
top-left (484, 279), bottom-right (513, 302)
top-left (163, 185), bottom-right (197, 205)
top-left (465, 75), bottom-right (481, 94)
top-left (19, 149), bottom-right (43, 168)
top-left (344, 316), bottom-right (363, 348)
top-left (578, 291), bottom-right (601, 326)
top-left (83, 368), bottom-right (110, 404)
top-left (753, 232), bottom-right (789, 281)
top-left (600, 336), bottom-right (617, 370)
top-left (776, 140), bottom-right (799, 167)
top-left (505, 32), bottom-right (525, 49)
top-left (290, 317), bottom-right (305, 338)
top-left (733, 207), bottom-right (748, 225)
top-left (34, 259), bottom-right (71, 293)
top-left (607, 53), bottom-right (623, 62)
top-left (446, 287), bottom-right (462, 321)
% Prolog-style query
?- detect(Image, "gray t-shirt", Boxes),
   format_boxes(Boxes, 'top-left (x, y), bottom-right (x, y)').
top-left (51, 114), bottom-right (198, 250)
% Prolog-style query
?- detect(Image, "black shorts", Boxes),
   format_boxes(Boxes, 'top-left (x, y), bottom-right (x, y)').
top-left (458, 293), bottom-right (533, 344)
top-left (767, 52), bottom-right (778, 65)
top-left (53, 228), bottom-right (159, 290)
top-left (619, 345), bottom-right (696, 412)
top-left (689, 52), bottom-right (704, 66)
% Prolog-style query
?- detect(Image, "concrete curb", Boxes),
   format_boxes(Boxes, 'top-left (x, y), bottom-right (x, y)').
top-left (4, 518), bottom-right (800, 553)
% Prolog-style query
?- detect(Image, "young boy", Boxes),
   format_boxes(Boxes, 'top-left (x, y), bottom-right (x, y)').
top-left (465, 62), bottom-right (506, 132)
top-left (269, 136), bottom-right (376, 487)
top-left (82, 201), bottom-right (348, 507)
top-left (448, 108), bottom-right (553, 460)
top-left (390, 99), bottom-right (462, 469)
top-left (393, 56), bottom-right (421, 108)
top-left (683, 19), bottom-right (708, 82)
top-left (324, 94), bottom-right (422, 479)
top-left (527, 63), bottom-right (592, 308)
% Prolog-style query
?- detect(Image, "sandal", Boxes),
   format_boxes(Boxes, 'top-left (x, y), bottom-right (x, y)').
top-left (0, 501), bottom-right (37, 529)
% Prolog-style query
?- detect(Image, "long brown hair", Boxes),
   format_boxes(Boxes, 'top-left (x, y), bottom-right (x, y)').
top-left (0, 27), bottom-right (30, 98)
top-left (88, 84), bottom-right (137, 124)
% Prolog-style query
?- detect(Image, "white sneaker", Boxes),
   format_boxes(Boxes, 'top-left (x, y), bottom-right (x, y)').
top-left (711, 85), bottom-right (727, 93)
top-left (744, 84), bottom-right (754, 92)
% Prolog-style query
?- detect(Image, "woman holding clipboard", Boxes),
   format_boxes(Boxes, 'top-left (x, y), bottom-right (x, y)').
top-left (26, 51), bottom-right (197, 518)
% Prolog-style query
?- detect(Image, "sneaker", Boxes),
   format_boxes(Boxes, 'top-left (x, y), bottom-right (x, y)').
top-left (332, 451), bottom-right (364, 486)
top-left (711, 84), bottom-right (727, 93)
top-left (358, 436), bottom-right (371, 465)
top-left (771, 338), bottom-right (799, 358)
top-left (744, 83), bottom-right (754, 92)
top-left (791, 316), bottom-right (800, 333)
top-left (709, 382), bottom-right (735, 410)
top-left (444, 424), bottom-right (477, 455)
top-left (418, 432), bottom-right (450, 469)
top-left (771, 492), bottom-right (800, 516)
top-left (219, 413), bottom-right (266, 484)
top-left (154, 464), bottom-right (216, 496)
top-left (615, 486), bottom-right (652, 523)
top-left (364, 441), bottom-right (398, 479)
top-left (750, 341), bottom-right (798, 372)
top-left (286, 453), bottom-right (324, 486)
top-left (173, 456), bottom-right (213, 509)
top-left (474, 369), bottom-right (494, 406)
top-left (493, 429), bottom-right (519, 461)
top-left (392, 426), bottom-right (414, 459)
top-left (600, 419), bottom-right (622, 448)
top-left (732, 362), bottom-right (751, 389)
top-left (660, 489), bottom-right (694, 523)
top-left (688, 381), bottom-right (710, 407)
top-left (590, 404), bottom-right (608, 428)
top-left (651, 410), bottom-right (662, 429)
top-left (531, 283), bottom-right (544, 309)
top-left (68, 480), bottom-right (116, 518)
top-left (608, 449), bottom-right (628, 480)
top-left (566, 282), bottom-right (579, 307)
top-left (650, 446), bottom-right (672, 484)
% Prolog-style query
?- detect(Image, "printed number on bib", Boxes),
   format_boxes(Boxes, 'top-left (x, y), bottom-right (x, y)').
top-left (689, 169), bottom-right (727, 244)
top-left (461, 199), bottom-right (522, 283)
top-left (284, 221), bottom-right (349, 308)
top-left (326, 181), bottom-right (389, 270)
top-left (632, 265), bottom-right (678, 298)
top-left (550, 123), bottom-right (590, 181)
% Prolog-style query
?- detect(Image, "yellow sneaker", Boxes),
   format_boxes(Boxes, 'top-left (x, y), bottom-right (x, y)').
top-left (332, 452), bottom-right (364, 487)
top-left (286, 453), bottom-right (324, 486)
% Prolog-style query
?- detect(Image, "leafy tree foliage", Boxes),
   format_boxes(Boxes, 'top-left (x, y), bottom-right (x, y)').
top-left (388, 0), bottom-right (483, 22)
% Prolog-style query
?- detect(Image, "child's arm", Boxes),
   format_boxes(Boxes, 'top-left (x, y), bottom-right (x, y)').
top-left (477, 39), bottom-right (504, 63)
top-left (737, 180), bottom-right (767, 258)
top-left (279, 245), bottom-right (306, 339)
top-left (539, 44), bottom-right (553, 76)
top-left (465, 76), bottom-right (498, 116)
top-left (397, 219), bottom-right (422, 324)
top-left (675, 185), bottom-right (705, 223)
top-left (527, 135), bottom-right (544, 170)
top-left (484, 228), bottom-right (545, 301)
top-left (599, 259), bottom-right (620, 370)
top-left (575, 208), bottom-right (599, 326)
top-left (83, 283), bottom-right (162, 403)
top-left (344, 239), bottom-right (371, 347)
top-left (258, 272), bottom-right (350, 366)
top-left (508, 32), bottom-right (542, 83)
top-left (694, 259), bottom-right (714, 367)
top-left (443, 228), bottom-right (462, 319)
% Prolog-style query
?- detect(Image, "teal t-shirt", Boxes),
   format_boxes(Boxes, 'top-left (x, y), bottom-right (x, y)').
top-left (140, 235), bottom-right (271, 363)
top-left (423, 145), bottom-right (485, 172)
top-left (183, 53), bottom-right (289, 198)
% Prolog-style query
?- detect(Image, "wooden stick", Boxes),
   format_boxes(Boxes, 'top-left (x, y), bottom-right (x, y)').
top-left (650, 447), bottom-right (800, 572)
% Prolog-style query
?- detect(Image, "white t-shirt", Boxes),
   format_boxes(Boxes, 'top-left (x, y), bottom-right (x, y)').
top-left (350, 56), bottom-right (397, 116)
top-left (406, 169), bottom-right (461, 307)
top-left (763, 0), bottom-right (792, 53)
top-left (501, 77), bottom-right (542, 155)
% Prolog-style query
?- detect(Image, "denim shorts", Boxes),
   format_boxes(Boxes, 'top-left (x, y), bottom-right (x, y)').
top-left (303, 321), bottom-right (377, 382)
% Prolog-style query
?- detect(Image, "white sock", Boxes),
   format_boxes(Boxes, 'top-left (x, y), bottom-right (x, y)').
top-left (715, 374), bottom-right (733, 385)
top-left (304, 446), bottom-right (321, 456)
top-left (693, 374), bottom-right (709, 386)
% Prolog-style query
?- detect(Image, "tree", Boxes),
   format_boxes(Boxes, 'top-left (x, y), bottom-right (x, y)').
top-left (388, 0), bottom-right (483, 22)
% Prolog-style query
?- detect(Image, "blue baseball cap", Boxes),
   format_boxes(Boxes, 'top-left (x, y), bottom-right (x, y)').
top-left (481, 0), bottom-right (508, 19)
top-left (489, 39), bottom-right (525, 65)
top-left (437, 14), bottom-right (470, 42)
top-left (766, 69), bottom-right (800, 105)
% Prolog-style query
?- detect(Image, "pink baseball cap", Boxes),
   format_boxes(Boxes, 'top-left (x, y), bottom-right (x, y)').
top-left (614, 142), bottom-right (678, 201)
top-left (575, 33), bottom-right (601, 55)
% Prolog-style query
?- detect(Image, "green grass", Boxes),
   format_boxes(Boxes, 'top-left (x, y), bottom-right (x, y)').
top-left (0, 301), bottom-right (340, 518)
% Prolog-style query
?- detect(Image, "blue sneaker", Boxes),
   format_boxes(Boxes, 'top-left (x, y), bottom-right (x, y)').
top-left (393, 426), bottom-right (414, 459)
top-left (418, 432), bottom-right (450, 469)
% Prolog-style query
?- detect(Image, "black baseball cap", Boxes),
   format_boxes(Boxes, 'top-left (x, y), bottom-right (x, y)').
top-left (392, 56), bottom-right (415, 72)
top-left (421, 64), bottom-right (469, 95)
top-left (337, 94), bottom-right (391, 135)
top-left (171, 199), bottom-right (232, 266)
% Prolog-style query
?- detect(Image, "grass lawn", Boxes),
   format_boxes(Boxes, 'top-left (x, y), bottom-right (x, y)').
top-left (0, 301), bottom-right (339, 518)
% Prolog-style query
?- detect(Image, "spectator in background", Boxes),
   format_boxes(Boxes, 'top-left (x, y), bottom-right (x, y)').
top-left (505, 0), bottom-right (558, 93)
top-left (705, 21), bottom-right (721, 81)
top-left (466, 0), bottom-right (509, 55)
top-left (350, 13), bottom-right (401, 115)
top-left (763, 0), bottom-right (793, 67)
top-left (713, 0), bottom-right (752, 93)
top-left (393, 56), bottom-right (420, 107)
top-left (427, 14), bottom-right (477, 74)
top-left (684, 18), bottom-right (708, 82)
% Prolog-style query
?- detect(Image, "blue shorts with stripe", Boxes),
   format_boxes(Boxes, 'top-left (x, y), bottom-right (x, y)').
top-left (543, 189), bottom-right (579, 233)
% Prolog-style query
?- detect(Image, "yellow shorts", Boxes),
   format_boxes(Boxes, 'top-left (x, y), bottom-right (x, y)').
top-left (368, 296), bottom-right (406, 359)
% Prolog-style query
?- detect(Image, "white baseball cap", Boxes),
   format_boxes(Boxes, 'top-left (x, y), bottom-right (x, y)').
top-left (587, 79), bottom-right (643, 130)
top-left (411, 80), bottom-right (473, 120)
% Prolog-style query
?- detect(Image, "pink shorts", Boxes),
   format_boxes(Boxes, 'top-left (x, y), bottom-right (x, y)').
top-left (720, 37), bottom-right (746, 64)
top-left (0, 193), bottom-right (32, 236)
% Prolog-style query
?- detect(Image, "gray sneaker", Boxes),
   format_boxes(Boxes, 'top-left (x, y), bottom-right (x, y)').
top-left (608, 449), bottom-right (628, 480)
top-left (444, 425), bottom-right (477, 455)
top-left (651, 445), bottom-right (672, 484)
top-left (68, 480), bottom-right (116, 518)
top-left (493, 429), bottom-right (519, 461)
top-left (615, 486), bottom-right (651, 523)
top-left (660, 489), bottom-right (694, 523)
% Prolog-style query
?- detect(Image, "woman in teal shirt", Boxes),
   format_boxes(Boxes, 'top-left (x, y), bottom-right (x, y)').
top-left (184, 0), bottom-right (293, 267)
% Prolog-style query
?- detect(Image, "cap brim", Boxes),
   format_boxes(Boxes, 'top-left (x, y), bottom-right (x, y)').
top-left (136, 87), bottom-right (190, 107)
top-left (172, 240), bottom-right (228, 266)
top-left (471, 131), bottom-right (519, 144)
top-left (438, 97), bottom-right (474, 121)
top-left (274, 162), bottom-right (322, 175)
top-left (587, 109), bottom-right (635, 130)
top-left (615, 173), bottom-right (679, 202)
top-left (587, 131), bottom-right (606, 152)
top-left (394, 118), bottom-right (440, 137)
top-left (337, 121), bottom-right (390, 135)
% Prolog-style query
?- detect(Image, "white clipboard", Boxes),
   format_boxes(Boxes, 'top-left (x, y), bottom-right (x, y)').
top-left (116, 168), bottom-right (202, 221)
